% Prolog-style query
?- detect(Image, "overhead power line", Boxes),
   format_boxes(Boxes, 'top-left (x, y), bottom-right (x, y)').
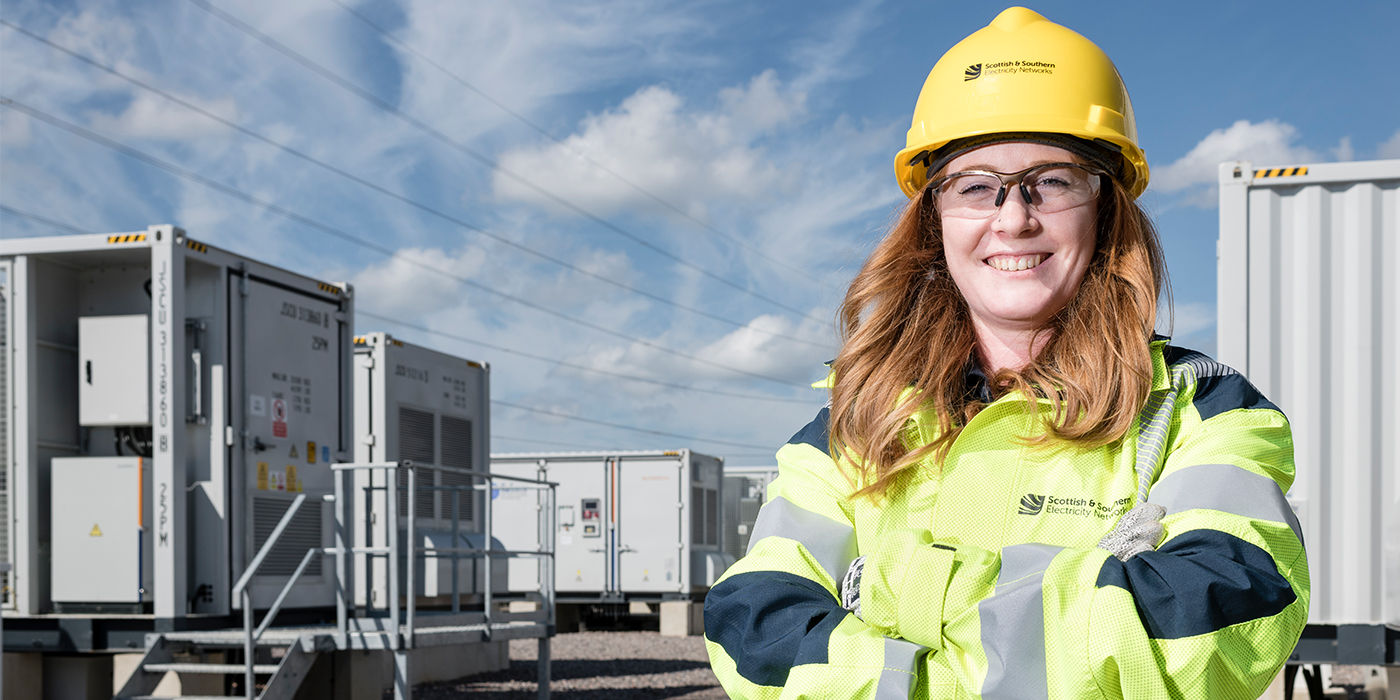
top-left (357, 310), bottom-right (822, 405)
top-left (490, 434), bottom-right (626, 452)
top-left (492, 399), bottom-right (776, 451)
top-left (184, 0), bottom-right (828, 325)
top-left (0, 96), bottom-right (807, 388)
top-left (326, 0), bottom-right (825, 287)
top-left (0, 203), bottom-right (92, 235)
top-left (0, 19), bottom-right (830, 351)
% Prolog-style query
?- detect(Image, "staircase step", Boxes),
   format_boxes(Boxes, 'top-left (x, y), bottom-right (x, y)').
top-left (143, 662), bottom-right (280, 674)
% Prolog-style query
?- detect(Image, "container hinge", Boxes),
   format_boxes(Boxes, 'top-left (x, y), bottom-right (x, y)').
top-left (358, 356), bottom-right (375, 369)
top-left (225, 426), bottom-right (235, 446)
top-left (361, 434), bottom-right (376, 446)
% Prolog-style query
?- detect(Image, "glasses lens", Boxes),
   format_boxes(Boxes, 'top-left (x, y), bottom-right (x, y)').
top-left (932, 164), bottom-right (1103, 218)
top-left (1023, 165), bottom-right (1101, 213)
top-left (935, 173), bottom-right (1003, 218)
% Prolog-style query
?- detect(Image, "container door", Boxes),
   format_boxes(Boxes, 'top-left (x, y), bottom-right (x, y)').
top-left (237, 277), bottom-right (342, 607)
top-left (553, 459), bottom-right (609, 594)
top-left (617, 456), bottom-right (683, 593)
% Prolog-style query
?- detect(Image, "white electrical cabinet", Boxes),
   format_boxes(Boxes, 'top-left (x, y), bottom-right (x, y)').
top-left (1216, 158), bottom-right (1400, 665)
top-left (490, 449), bottom-right (731, 602)
top-left (352, 332), bottom-right (493, 608)
top-left (77, 315), bottom-right (150, 426)
top-left (721, 465), bottom-right (779, 562)
top-left (0, 226), bottom-right (355, 623)
top-left (50, 456), bottom-right (151, 609)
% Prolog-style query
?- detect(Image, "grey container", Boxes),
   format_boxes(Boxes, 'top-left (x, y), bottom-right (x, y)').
top-left (1216, 158), bottom-right (1400, 664)
top-left (351, 332), bottom-right (498, 607)
top-left (721, 465), bottom-right (779, 561)
top-left (490, 450), bottom-right (731, 602)
top-left (0, 226), bottom-right (354, 622)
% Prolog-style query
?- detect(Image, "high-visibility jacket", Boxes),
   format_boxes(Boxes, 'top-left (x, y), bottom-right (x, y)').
top-left (705, 340), bottom-right (1308, 699)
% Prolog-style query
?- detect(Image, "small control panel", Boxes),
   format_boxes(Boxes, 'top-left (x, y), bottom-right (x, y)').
top-left (581, 497), bottom-right (601, 537)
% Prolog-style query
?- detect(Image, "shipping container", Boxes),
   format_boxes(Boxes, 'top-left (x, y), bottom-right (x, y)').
top-left (0, 226), bottom-right (355, 631)
top-left (490, 450), bottom-right (731, 602)
top-left (721, 465), bottom-right (779, 561)
top-left (1217, 158), bottom-right (1400, 665)
top-left (351, 332), bottom-right (502, 606)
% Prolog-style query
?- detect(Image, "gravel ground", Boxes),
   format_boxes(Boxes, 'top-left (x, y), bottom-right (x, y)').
top-left (415, 631), bottom-right (729, 700)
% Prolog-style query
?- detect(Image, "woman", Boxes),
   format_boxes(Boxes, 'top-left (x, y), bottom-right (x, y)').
top-left (705, 7), bottom-right (1307, 699)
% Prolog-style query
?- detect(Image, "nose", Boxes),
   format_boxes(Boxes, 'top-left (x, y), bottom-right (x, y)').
top-left (990, 187), bottom-right (1039, 237)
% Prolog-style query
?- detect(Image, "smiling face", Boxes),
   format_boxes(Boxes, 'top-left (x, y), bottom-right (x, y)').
top-left (937, 142), bottom-right (1101, 344)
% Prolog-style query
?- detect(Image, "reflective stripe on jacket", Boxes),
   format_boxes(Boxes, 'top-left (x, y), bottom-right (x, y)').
top-left (704, 341), bottom-right (1308, 699)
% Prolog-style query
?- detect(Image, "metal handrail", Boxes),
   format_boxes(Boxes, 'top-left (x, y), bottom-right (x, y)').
top-left (231, 491), bottom-right (309, 700)
top-left (330, 460), bottom-right (557, 700)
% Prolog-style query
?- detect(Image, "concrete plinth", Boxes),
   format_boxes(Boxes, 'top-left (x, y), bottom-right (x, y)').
top-left (4, 653), bottom-right (43, 700)
top-left (660, 601), bottom-right (703, 637)
top-left (42, 654), bottom-right (113, 700)
top-left (317, 640), bottom-right (511, 700)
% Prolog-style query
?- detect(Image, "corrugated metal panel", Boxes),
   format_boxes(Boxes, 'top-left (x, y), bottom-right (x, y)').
top-left (1217, 158), bottom-right (1400, 627)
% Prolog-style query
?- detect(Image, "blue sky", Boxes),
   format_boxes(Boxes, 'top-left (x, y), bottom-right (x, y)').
top-left (2, 0), bottom-right (1398, 463)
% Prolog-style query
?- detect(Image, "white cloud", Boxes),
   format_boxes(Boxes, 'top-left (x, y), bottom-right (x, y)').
top-left (87, 91), bottom-right (240, 141)
top-left (1378, 127), bottom-right (1400, 159)
top-left (491, 70), bottom-right (805, 218)
top-left (1155, 120), bottom-right (1319, 193)
top-left (1331, 136), bottom-right (1354, 162)
top-left (1158, 301), bottom-right (1214, 338)
top-left (1152, 120), bottom-right (1322, 209)
top-left (347, 245), bottom-right (490, 318)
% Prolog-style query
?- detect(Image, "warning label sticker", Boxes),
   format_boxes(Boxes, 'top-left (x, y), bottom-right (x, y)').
top-left (249, 395), bottom-right (267, 417)
top-left (90, 523), bottom-right (103, 537)
top-left (257, 462), bottom-right (269, 491)
top-left (272, 398), bottom-right (287, 438)
top-left (307, 441), bottom-right (317, 464)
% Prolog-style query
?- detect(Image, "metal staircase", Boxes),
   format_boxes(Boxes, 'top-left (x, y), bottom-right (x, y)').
top-left (111, 460), bottom-right (557, 700)
top-left (114, 630), bottom-right (315, 700)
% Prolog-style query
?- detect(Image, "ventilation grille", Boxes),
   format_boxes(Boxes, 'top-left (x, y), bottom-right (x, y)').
top-left (398, 406), bottom-right (436, 518)
top-left (705, 488), bottom-right (718, 546)
top-left (252, 497), bottom-right (322, 577)
top-left (691, 487), bottom-right (704, 545)
top-left (398, 406), bottom-right (435, 464)
top-left (440, 416), bottom-right (472, 470)
top-left (438, 416), bottom-right (476, 523)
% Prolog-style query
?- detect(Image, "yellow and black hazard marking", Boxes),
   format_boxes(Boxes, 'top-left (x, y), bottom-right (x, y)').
top-left (354, 335), bottom-right (368, 346)
top-left (466, 360), bottom-right (483, 369)
top-left (1254, 166), bottom-right (1309, 179)
top-left (185, 239), bottom-right (208, 253)
top-left (107, 233), bottom-right (147, 244)
top-left (317, 282), bottom-right (341, 295)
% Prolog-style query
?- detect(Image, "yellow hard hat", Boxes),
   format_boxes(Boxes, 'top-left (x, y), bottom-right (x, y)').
top-left (895, 7), bottom-right (1149, 199)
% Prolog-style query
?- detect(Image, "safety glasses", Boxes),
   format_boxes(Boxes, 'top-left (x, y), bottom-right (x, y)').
top-left (926, 162), bottom-right (1106, 219)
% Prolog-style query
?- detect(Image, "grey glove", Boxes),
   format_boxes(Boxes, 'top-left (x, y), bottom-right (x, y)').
top-left (839, 555), bottom-right (867, 619)
top-left (1098, 503), bottom-right (1166, 562)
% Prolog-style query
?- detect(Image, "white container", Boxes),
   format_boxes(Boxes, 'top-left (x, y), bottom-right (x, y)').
top-left (0, 226), bottom-right (355, 621)
top-left (1216, 159), bottom-right (1400, 663)
top-left (351, 332), bottom-right (493, 608)
top-left (490, 450), bottom-right (731, 601)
